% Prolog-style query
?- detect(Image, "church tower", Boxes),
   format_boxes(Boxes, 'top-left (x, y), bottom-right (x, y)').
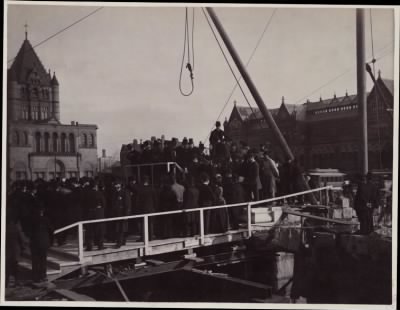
top-left (7, 27), bottom-right (59, 123)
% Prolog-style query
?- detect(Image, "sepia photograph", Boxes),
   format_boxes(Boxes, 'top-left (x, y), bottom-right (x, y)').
top-left (1, 1), bottom-right (398, 308)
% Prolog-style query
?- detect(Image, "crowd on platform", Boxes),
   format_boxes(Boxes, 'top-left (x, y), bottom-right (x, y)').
top-left (5, 121), bottom-right (392, 288)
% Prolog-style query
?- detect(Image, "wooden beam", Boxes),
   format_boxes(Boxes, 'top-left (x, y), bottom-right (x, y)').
top-left (283, 209), bottom-right (357, 225)
top-left (54, 289), bottom-right (96, 301)
top-left (189, 268), bottom-right (272, 291)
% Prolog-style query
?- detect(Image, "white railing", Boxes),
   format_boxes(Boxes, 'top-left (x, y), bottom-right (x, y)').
top-left (122, 161), bottom-right (185, 184)
top-left (54, 186), bottom-right (336, 263)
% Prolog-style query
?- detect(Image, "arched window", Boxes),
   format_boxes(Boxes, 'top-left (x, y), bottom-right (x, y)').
top-left (69, 133), bottom-right (75, 153)
top-left (44, 133), bottom-right (50, 152)
top-left (21, 105), bottom-right (28, 120)
top-left (35, 132), bottom-right (41, 153)
top-left (88, 133), bottom-right (95, 147)
top-left (52, 133), bottom-right (58, 152)
top-left (23, 132), bottom-right (28, 146)
top-left (61, 133), bottom-right (67, 153)
top-left (82, 133), bottom-right (88, 147)
top-left (12, 131), bottom-right (20, 145)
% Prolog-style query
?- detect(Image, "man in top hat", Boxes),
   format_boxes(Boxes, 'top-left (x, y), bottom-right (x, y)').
top-left (112, 181), bottom-right (132, 248)
top-left (176, 137), bottom-right (189, 169)
top-left (84, 180), bottom-right (107, 251)
top-left (209, 121), bottom-right (225, 161)
top-left (187, 138), bottom-right (199, 163)
top-left (141, 140), bottom-right (153, 164)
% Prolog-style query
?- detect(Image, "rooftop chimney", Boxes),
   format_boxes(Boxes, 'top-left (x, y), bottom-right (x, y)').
top-left (102, 149), bottom-right (106, 158)
top-left (71, 121), bottom-right (75, 126)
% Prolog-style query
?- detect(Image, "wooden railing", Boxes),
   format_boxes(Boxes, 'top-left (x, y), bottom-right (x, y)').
top-left (54, 186), bottom-right (337, 263)
top-left (122, 161), bottom-right (185, 184)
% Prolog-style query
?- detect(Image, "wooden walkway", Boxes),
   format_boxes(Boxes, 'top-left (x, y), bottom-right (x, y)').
top-left (18, 186), bottom-right (356, 281)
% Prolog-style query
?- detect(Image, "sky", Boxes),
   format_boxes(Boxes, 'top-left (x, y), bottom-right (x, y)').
top-left (6, 3), bottom-right (395, 159)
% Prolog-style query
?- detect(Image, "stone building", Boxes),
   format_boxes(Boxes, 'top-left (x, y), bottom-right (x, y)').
top-left (224, 74), bottom-right (393, 174)
top-left (7, 33), bottom-right (98, 182)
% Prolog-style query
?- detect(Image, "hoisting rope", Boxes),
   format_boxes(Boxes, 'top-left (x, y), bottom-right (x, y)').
top-left (179, 7), bottom-right (195, 96)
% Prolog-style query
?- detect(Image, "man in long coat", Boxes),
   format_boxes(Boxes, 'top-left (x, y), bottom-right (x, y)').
top-left (354, 173), bottom-right (379, 235)
top-left (209, 121), bottom-right (225, 162)
top-left (84, 181), bottom-right (107, 251)
top-left (260, 151), bottom-right (279, 199)
top-left (136, 175), bottom-right (157, 240)
top-left (244, 152), bottom-right (261, 201)
top-left (112, 182), bottom-right (131, 248)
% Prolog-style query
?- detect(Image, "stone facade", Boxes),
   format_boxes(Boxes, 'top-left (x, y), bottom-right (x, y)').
top-left (7, 35), bottom-right (98, 182)
top-left (224, 75), bottom-right (393, 174)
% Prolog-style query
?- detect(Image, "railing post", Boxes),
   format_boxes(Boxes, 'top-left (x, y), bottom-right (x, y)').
top-left (78, 223), bottom-right (84, 263)
top-left (319, 190), bottom-right (322, 205)
top-left (247, 203), bottom-right (252, 237)
top-left (200, 209), bottom-right (205, 245)
top-left (138, 166), bottom-right (141, 184)
top-left (167, 162), bottom-right (170, 173)
top-left (143, 215), bottom-right (149, 254)
top-left (326, 187), bottom-right (330, 205)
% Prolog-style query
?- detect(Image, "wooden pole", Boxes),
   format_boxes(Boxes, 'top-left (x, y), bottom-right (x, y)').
top-left (206, 7), bottom-right (317, 204)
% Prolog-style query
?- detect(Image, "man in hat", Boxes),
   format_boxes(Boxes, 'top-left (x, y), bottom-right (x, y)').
top-left (112, 181), bottom-right (132, 248)
top-left (141, 140), bottom-right (153, 164)
top-left (163, 139), bottom-right (177, 163)
top-left (152, 139), bottom-right (164, 185)
top-left (209, 121), bottom-right (225, 161)
top-left (136, 175), bottom-right (156, 241)
top-left (259, 150), bottom-right (279, 200)
top-left (187, 138), bottom-right (199, 162)
top-left (84, 180), bottom-right (107, 251)
top-left (354, 173), bottom-right (379, 235)
top-left (177, 137), bottom-right (190, 169)
top-left (244, 152), bottom-right (261, 201)
top-left (29, 205), bottom-right (53, 284)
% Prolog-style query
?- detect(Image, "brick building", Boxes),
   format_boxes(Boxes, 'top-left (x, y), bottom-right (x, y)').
top-left (7, 33), bottom-right (98, 182)
top-left (224, 74), bottom-right (393, 174)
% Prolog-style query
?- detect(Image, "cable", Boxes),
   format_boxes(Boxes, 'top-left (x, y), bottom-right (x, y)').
top-left (192, 8), bottom-right (195, 71)
top-left (179, 7), bottom-right (195, 96)
top-left (201, 7), bottom-right (263, 144)
top-left (292, 42), bottom-right (394, 105)
top-left (8, 7), bottom-right (104, 64)
top-left (203, 9), bottom-right (277, 143)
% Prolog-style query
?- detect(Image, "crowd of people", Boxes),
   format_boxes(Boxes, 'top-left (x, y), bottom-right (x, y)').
top-left (5, 121), bottom-right (392, 287)
top-left (122, 121), bottom-right (307, 201)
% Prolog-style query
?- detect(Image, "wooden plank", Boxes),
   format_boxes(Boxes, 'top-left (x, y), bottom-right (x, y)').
top-left (189, 268), bottom-right (272, 290)
top-left (146, 259), bottom-right (164, 266)
top-left (54, 289), bottom-right (96, 301)
top-left (283, 209), bottom-right (356, 225)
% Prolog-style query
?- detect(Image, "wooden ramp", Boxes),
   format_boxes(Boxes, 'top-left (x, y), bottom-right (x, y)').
top-left (19, 228), bottom-right (258, 280)
top-left (22, 186), bottom-right (343, 280)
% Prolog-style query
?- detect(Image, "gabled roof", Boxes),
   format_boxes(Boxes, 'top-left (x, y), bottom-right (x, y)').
top-left (305, 93), bottom-right (362, 111)
top-left (8, 39), bottom-right (51, 85)
top-left (381, 78), bottom-right (394, 96)
top-left (235, 106), bottom-right (259, 121)
top-left (234, 104), bottom-right (305, 122)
